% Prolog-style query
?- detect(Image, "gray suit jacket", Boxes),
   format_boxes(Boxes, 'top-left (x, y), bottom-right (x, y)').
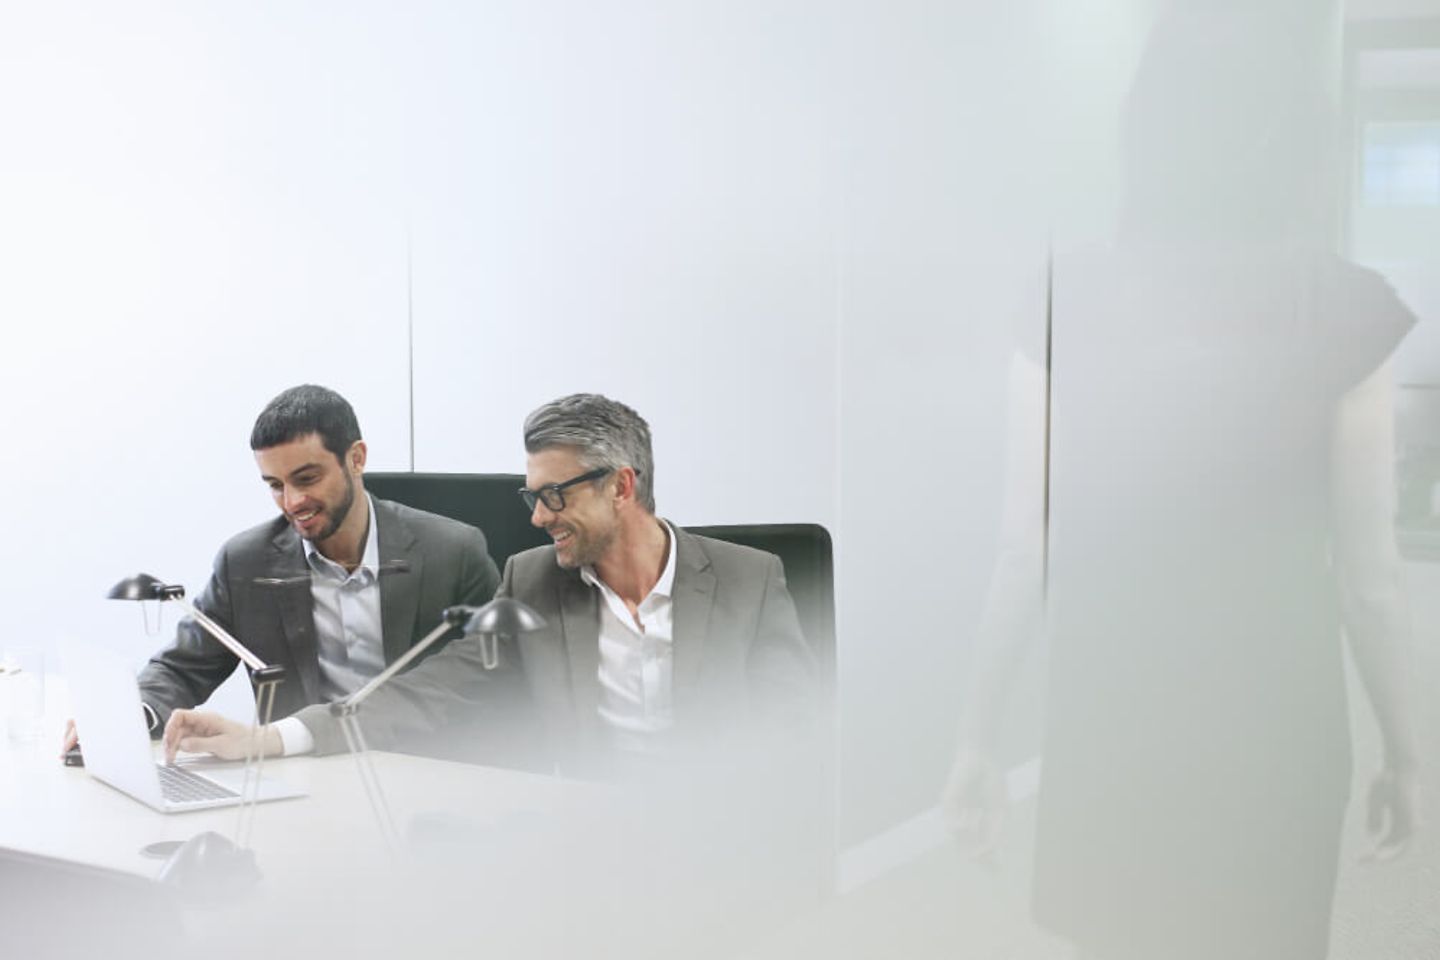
top-left (295, 525), bottom-right (816, 775)
top-left (137, 496), bottom-right (501, 731)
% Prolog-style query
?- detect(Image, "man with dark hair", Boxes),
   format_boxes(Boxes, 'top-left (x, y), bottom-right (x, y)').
top-left (62, 384), bottom-right (501, 755)
top-left (165, 393), bottom-right (815, 776)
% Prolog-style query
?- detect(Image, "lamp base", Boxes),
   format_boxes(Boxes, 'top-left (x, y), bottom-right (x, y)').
top-left (154, 831), bottom-right (261, 901)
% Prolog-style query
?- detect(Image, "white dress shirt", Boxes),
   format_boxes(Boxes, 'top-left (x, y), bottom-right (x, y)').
top-left (274, 494), bottom-right (383, 756)
top-left (582, 520), bottom-right (677, 754)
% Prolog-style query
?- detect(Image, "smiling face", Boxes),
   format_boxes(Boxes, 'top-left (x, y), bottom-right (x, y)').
top-left (525, 446), bottom-right (619, 570)
top-left (255, 433), bottom-right (365, 547)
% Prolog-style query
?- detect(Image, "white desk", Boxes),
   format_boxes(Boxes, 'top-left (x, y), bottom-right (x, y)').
top-left (0, 675), bottom-right (587, 871)
top-left (2, 735), bottom-right (577, 869)
top-left (0, 689), bottom-right (613, 960)
top-left (0, 682), bottom-right (822, 960)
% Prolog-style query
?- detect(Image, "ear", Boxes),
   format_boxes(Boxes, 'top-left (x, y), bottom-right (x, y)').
top-left (348, 440), bottom-right (368, 475)
top-left (613, 466), bottom-right (637, 504)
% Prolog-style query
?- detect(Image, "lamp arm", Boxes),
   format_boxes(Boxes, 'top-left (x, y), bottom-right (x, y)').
top-left (328, 607), bottom-right (472, 857)
top-left (339, 617), bottom-right (454, 713)
top-left (171, 596), bottom-right (272, 674)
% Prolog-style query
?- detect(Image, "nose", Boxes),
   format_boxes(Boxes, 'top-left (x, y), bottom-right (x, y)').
top-left (530, 499), bottom-right (554, 528)
top-left (282, 485), bottom-right (309, 515)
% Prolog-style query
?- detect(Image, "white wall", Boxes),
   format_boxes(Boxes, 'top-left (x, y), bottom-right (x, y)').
top-left (398, 2), bottom-right (842, 528)
top-left (0, 4), bottom-right (850, 715)
top-left (0, 0), bottom-right (1169, 859)
top-left (0, 6), bottom-right (415, 680)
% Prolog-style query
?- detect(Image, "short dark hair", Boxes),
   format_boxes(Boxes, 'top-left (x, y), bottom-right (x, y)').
top-left (523, 394), bottom-right (655, 513)
top-left (249, 384), bottom-right (362, 463)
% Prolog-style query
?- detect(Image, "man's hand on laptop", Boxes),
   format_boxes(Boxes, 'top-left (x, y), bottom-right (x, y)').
top-left (163, 709), bottom-right (282, 764)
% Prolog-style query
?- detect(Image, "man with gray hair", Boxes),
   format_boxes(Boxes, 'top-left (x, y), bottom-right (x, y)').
top-left (165, 393), bottom-right (817, 776)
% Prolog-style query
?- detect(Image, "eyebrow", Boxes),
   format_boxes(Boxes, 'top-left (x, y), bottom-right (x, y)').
top-left (260, 462), bottom-right (325, 484)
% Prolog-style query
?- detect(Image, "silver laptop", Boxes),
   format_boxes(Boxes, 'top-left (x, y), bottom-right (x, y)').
top-left (63, 639), bottom-right (306, 813)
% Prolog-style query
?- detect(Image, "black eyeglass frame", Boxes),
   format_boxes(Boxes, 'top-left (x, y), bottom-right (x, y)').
top-left (518, 466), bottom-right (614, 513)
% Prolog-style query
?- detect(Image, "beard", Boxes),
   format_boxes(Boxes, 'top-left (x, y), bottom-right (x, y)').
top-left (304, 470), bottom-right (356, 543)
top-left (553, 520), bottom-right (617, 570)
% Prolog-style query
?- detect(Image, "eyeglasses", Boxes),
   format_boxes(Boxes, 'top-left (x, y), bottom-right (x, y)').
top-left (518, 467), bottom-right (613, 513)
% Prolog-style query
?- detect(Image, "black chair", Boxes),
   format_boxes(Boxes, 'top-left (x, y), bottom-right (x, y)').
top-left (685, 523), bottom-right (835, 694)
top-left (688, 523), bottom-right (837, 901)
top-left (366, 473), bottom-right (548, 573)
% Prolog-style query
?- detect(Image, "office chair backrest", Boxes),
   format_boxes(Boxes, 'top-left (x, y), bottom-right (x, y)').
top-left (365, 473), bottom-right (548, 573)
top-left (685, 523), bottom-right (835, 689)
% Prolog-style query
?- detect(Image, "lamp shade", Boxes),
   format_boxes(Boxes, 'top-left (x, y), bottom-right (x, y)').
top-left (463, 597), bottom-right (547, 636)
top-left (106, 573), bottom-right (170, 602)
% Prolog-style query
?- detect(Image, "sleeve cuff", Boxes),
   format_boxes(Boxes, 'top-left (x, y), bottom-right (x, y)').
top-left (272, 716), bottom-right (316, 757)
top-left (141, 702), bottom-right (160, 733)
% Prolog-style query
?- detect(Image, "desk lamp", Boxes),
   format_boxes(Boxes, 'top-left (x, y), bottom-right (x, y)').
top-left (106, 573), bottom-right (285, 893)
top-left (330, 597), bottom-right (545, 851)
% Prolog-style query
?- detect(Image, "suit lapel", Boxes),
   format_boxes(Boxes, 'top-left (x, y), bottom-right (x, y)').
top-left (669, 526), bottom-right (715, 716)
top-left (376, 500), bottom-right (423, 665)
top-left (558, 571), bottom-right (602, 748)
top-left (264, 525), bottom-right (321, 703)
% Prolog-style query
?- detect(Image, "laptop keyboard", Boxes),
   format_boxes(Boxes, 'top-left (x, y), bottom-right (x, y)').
top-left (156, 763), bottom-right (240, 804)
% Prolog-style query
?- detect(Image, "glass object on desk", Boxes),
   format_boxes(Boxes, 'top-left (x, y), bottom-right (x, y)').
top-left (0, 645), bottom-right (45, 743)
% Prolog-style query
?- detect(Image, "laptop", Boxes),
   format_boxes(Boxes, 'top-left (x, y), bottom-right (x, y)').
top-left (63, 639), bottom-right (306, 813)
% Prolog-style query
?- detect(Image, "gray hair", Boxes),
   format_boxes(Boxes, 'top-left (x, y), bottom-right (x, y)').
top-left (523, 394), bottom-right (656, 513)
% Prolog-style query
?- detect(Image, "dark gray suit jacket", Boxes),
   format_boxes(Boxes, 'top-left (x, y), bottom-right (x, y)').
top-left (294, 525), bottom-right (816, 775)
top-left (137, 496), bottom-right (501, 731)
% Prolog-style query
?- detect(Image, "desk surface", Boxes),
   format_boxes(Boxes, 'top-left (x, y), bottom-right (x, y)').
top-left (2, 678), bottom-right (823, 960)
top-left (0, 734), bottom-right (578, 876)
top-left (0, 676), bottom-right (581, 875)
top-left (0, 683), bottom-right (617, 960)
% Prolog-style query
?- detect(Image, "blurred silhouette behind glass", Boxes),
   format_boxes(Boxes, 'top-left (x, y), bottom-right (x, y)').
top-left (946, 3), bottom-right (1421, 959)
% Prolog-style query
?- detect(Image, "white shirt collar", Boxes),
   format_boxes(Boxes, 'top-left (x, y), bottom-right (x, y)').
top-left (580, 518), bottom-right (677, 602)
top-left (303, 492), bottom-right (379, 577)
